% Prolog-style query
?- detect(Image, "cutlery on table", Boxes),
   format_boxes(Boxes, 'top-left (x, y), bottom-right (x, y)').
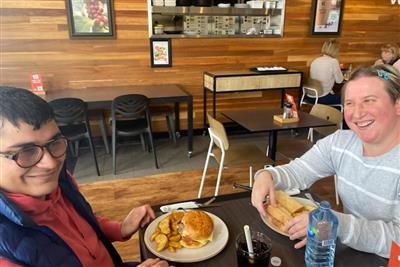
top-left (160, 196), bottom-right (217, 213)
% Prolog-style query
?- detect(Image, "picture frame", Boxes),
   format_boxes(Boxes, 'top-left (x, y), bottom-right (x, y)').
top-left (65, 0), bottom-right (115, 38)
top-left (310, 0), bottom-right (344, 35)
top-left (150, 38), bottom-right (172, 68)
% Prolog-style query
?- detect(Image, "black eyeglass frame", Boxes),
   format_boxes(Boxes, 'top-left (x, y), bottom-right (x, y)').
top-left (0, 136), bottom-right (68, 168)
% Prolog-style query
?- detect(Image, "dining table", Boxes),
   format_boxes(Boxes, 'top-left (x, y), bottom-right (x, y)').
top-left (139, 192), bottom-right (388, 267)
top-left (222, 108), bottom-right (337, 161)
top-left (44, 84), bottom-right (194, 157)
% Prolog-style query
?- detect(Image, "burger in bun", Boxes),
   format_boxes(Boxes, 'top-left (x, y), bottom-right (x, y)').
top-left (180, 210), bottom-right (214, 248)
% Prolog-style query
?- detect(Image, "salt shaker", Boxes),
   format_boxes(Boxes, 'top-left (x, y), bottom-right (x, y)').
top-left (283, 102), bottom-right (293, 119)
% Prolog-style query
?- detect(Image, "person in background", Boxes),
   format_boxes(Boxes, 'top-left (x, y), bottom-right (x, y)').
top-left (251, 64), bottom-right (400, 258)
top-left (307, 39), bottom-right (344, 105)
top-left (0, 87), bottom-right (169, 267)
top-left (375, 43), bottom-right (400, 73)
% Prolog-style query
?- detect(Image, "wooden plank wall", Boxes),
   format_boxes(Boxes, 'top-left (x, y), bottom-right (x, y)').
top-left (1, 0), bottom-right (399, 130)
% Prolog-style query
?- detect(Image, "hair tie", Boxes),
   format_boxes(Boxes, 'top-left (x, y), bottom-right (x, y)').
top-left (377, 69), bottom-right (389, 80)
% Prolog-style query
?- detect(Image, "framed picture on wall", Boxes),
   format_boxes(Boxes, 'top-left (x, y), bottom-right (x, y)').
top-left (150, 38), bottom-right (172, 68)
top-left (310, 0), bottom-right (344, 35)
top-left (66, 0), bottom-right (115, 38)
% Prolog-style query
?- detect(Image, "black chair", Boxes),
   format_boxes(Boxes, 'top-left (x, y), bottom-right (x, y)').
top-left (49, 98), bottom-right (100, 176)
top-left (111, 94), bottom-right (159, 174)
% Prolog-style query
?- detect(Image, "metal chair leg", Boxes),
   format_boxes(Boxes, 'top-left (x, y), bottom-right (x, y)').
top-left (140, 134), bottom-right (146, 151)
top-left (166, 113), bottom-right (177, 144)
top-left (98, 112), bottom-right (110, 154)
top-left (87, 136), bottom-right (100, 176)
top-left (198, 138), bottom-right (214, 198)
top-left (147, 131), bottom-right (159, 169)
top-left (112, 130), bottom-right (117, 175)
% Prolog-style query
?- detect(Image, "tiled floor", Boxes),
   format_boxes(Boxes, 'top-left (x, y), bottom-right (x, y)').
top-left (73, 129), bottom-right (311, 183)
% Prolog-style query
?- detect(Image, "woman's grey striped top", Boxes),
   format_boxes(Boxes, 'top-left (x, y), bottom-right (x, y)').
top-left (260, 130), bottom-right (399, 258)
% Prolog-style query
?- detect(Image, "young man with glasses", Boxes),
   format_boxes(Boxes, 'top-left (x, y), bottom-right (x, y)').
top-left (0, 87), bottom-right (169, 267)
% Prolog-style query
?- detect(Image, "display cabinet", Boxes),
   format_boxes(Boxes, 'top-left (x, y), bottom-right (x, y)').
top-left (147, 0), bottom-right (286, 38)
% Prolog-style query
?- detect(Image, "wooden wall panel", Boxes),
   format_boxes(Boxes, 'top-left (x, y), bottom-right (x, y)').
top-left (1, 0), bottom-right (399, 130)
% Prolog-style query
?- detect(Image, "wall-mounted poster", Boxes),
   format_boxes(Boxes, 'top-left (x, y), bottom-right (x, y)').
top-left (66, 0), bottom-right (115, 38)
top-left (150, 38), bottom-right (172, 67)
top-left (310, 0), bottom-right (344, 35)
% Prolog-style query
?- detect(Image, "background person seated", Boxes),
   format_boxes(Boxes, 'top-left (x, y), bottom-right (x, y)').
top-left (306, 39), bottom-right (344, 105)
top-left (0, 87), bottom-right (169, 267)
top-left (374, 43), bottom-right (400, 73)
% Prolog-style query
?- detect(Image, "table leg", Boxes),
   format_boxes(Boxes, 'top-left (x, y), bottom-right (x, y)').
top-left (174, 102), bottom-right (180, 134)
top-left (203, 86), bottom-right (207, 130)
top-left (267, 131), bottom-right (277, 161)
top-left (187, 96), bottom-right (193, 158)
top-left (213, 90), bottom-right (216, 118)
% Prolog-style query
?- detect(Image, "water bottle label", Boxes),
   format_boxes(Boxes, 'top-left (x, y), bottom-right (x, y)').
top-left (322, 239), bottom-right (335, 247)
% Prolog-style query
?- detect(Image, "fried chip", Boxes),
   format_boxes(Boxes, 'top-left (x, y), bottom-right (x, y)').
top-left (155, 234), bottom-right (168, 252)
top-left (150, 211), bottom-right (185, 252)
top-left (159, 217), bottom-right (171, 235)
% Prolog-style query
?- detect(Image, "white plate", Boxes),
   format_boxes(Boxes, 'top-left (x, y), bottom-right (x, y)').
top-left (144, 211), bottom-right (229, 263)
top-left (261, 197), bottom-right (317, 237)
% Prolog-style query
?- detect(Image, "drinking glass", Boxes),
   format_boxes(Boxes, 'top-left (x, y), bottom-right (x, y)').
top-left (236, 231), bottom-right (272, 267)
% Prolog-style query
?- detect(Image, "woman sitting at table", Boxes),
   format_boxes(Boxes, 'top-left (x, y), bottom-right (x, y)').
top-left (306, 39), bottom-right (344, 105)
top-left (251, 64), bottom-right (400, 258)
top-left (374, 43), bottom-right (400, 73)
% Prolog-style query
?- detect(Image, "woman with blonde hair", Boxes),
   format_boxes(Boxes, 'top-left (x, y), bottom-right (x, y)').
top-left (252, 64), bottom-right (400, 258)
top-left (306, 39), bottom-right (344, 105)
top-left (375, 43), bottom-right (400, 72)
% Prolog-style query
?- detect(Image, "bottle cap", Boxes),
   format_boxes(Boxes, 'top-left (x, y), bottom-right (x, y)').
top-left (271, 256), bottom-right (282, 266)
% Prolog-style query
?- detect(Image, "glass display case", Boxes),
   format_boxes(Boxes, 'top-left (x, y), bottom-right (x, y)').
top-left (147, 0), bottom-right (286, 38)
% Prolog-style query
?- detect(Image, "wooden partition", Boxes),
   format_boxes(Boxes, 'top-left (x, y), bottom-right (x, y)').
top-left (2, 1), bottom-right (399, 131)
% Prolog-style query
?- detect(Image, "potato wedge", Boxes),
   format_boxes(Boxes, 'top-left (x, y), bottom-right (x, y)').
top-left (169, 234), bottom-right (181, 242)
top-left (159, 217), bottom-right (171, 235)
top-left (155, 234), bottom-right (168, 252)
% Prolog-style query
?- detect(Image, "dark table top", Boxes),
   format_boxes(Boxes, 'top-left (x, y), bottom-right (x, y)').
top-left (222, 108), bottom-right (336, 132)
top-left (44, 84), bottom-right (191, 104)
top-left (139, 192), bottom-right (388, 267)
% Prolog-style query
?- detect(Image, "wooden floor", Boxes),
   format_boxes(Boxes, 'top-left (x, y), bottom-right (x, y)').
top-left (79, 166), bottom-right (342, 262)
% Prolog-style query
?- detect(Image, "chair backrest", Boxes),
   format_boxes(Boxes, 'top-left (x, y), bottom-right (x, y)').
top-left (112, 94), bottom-right (149, 121)
top-left (310, 104), bottom-right (342, 136)
top-left (206, 113), bottom-right (229, 151)
top-left (49, 98), bottom-right (87, 126)
top-left (303, 78), bottom-right (324, 97)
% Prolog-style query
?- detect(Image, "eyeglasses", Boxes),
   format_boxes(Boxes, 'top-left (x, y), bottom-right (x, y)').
top-left (0, 136), bottom-right (68, 168)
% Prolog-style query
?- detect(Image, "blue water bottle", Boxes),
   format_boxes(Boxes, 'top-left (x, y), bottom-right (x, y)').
top-left (305, 201), bottom-right (338, 267)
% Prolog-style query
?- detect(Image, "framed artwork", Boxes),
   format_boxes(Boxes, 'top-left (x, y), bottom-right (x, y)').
top-left (66, 0), bottom-right (115, 38)
top-left (150, 38), bottom-right (172, 68)
top-left (310, 0), bottom-right (344, 35)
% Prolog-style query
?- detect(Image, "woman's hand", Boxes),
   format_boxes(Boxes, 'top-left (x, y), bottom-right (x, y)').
top-left (284, 212), bottom-right (309, 249)
top-left (251, 170), bottom-right (276, 217)
top-left (121, 204), bottom-right (155, 239)
top-left (138, 258), bottom-right (170, 267)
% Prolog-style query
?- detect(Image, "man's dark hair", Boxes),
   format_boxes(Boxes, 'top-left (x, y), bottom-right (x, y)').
top-left (0, 86), bottom-right (54, 130)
